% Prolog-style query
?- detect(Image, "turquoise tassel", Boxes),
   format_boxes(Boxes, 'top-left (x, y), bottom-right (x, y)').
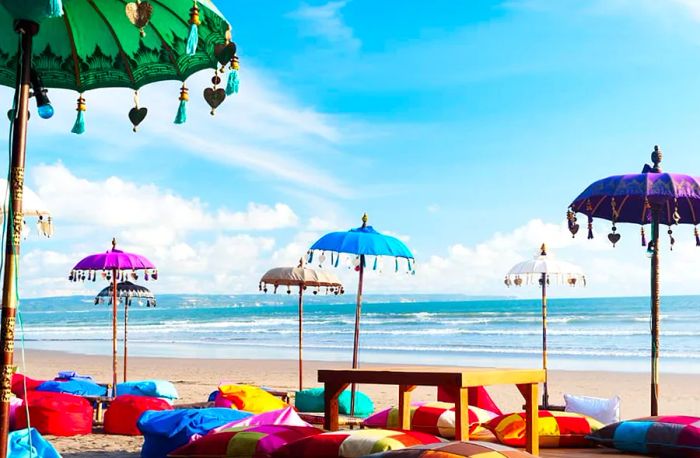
top-left (71, 110), bottom-right (85, 134)
top-left (186, 24), bottom-right (198, 55)
top-left (373, 257), bottom-right (378, 271)
top-left (226, 69), bottom-right (239, 95)
top-left (48, 0), bottom-right (63, 17)
top-left (307, 251), bottom-right (313, 264)
top-left (334, 253), bottom-right (340, 267)
top-left (395, 258), bottom-right (399, 272)
top-left (174, 99), bottom-right (187, 124)
top-left (362, 256), bottom-right (366, 268)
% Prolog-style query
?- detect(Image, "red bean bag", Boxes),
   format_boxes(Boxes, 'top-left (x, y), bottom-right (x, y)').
top-left (437, 385), bottom-right (503, 416)
top-left (104, 395), bottom-right (173, 436)
top-left (15, 391), bottom-right (93, 436)
top-left (11, 373), bottom-right (45, 399)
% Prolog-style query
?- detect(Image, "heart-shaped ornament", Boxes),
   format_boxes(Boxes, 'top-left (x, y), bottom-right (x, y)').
top-left (608, 232), bottom-right (621, 246)
top-left (128, 107), bottom-right (148, 131)
top-left (204, 87), bottom-right (226, 114)
top-left (569, 223), bottom-right (580, 236)
top-left (125, 2), bottom-right (153, 32)
top-left (215, 42), bottom-right (237, 66)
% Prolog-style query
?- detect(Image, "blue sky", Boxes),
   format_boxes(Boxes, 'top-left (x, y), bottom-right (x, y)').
top-left (5, 0), bottom-right (700, 298)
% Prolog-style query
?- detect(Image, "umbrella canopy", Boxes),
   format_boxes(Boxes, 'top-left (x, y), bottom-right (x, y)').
top-left (505, 244), bottom-right (585, 407)
top-left (0, 178), bottom-right (53, 237)
top-left (567, 146), bottom-right (700, 415)
top-left (260, 262), bottom-right (343, 390)
top-left (95, 280), bottom-right (156, 306)
top-left (308, 213), bottom-right (414, 412)
top-left (70, 239), bottom-right (157, 392)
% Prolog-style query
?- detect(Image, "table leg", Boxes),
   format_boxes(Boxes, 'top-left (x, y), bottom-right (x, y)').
top-left (518, 383), bottom-right (539, 456)
top-left (323, 382), bottom-right (348, 431)
top-left (454, 386), bottom-right (469, 441)
top-left (398, 385), bottom-right (416, 430)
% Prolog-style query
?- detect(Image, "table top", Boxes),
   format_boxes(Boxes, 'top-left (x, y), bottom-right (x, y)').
top-left (318, 366), bottom-right (545, 386)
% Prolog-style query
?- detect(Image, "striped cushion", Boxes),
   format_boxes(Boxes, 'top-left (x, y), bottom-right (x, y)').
top-left (485, 410), bottom-right (603, 448)
top-left (364, 440), bottom-right (536, 457)
top-left (168, 424), bottom-right (322, 457)
top-left (273, 429), bottom-right (446, 458)
top-left (363, 402), bottom-right (498, 438)
top-left (586, 416), bottom-right (700, 456)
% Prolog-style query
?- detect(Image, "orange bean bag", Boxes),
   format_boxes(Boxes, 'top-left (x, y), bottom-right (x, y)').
top-left (15, 391), bottom-right (93, 436)
top-left (104, 394), bottom-right (173, 435)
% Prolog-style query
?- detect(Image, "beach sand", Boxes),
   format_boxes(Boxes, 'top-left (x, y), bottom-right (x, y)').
top-left (16, 350), bottom-right (700, 457)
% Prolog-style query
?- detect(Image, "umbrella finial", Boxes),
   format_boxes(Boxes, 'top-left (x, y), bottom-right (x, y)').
top-left (540, 243), bottom-right (547, 256)
top-left (361, 213), bottom-right (368, 227)
top-left (643, 145), bottom-right (663, 173)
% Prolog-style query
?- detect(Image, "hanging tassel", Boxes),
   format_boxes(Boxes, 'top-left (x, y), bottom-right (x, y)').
top-left (186, 1), bottom-right (200, 55)
top-left (641, 227), bottom-right (646, 247)
top-left (395, 258), bottom-right (399, 272)
top-left (587, 215), bottom-right (593, 240)
top-left (48, 0), bottom-right (63, 18)
top-left (334, 253), bottom-right (340, 267)
top-left (407, 259), bottom-right (413, 271)
top-left (668, 228), bottom-right (675, 251)
top-left (174, 84), bottom-right (188, 124)
top-left (307, 251), bottom-right (313, 264)
top-left (226, 69), bottom-right (239, 95)
top-left (373, 256), bottom-right (378, 271)
top-left (695, 226), bottom-right (700, 246)
top-left (361, 256), bottom-right (366, 268)
top-left (71, 95), bottom-right (86, 134)
top-left (330, 252), bottom-right (335, 267)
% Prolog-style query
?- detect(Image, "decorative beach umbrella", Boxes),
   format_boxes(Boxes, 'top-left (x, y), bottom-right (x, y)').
top-left (504, 243), bottom-right (586, 408)
top-left (0, 178), bottom-right (53, 238)
top-left (567, 146), bottom-right (700, 415)
top-left (308, 213), bottom-right (415, 413)
top-left (95, 280), bottom-right (156, 382)
top-left (0, 1), bottom-right (235, 450)
top-left (259, 260), bottom-right (344, 391)
top-left (71, 238), bottom-right (157, 392)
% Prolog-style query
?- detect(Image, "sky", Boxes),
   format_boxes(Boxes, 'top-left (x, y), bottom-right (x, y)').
top-left (4, 0), bottom-right (700, 299)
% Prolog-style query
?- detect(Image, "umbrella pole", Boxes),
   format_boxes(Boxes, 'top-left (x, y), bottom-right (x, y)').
top-left (350, 255), bottom-right (365, 416)
top-left (651, 211), bottom-right (660, 415)
top-left (298, 286), bottom-right (304, 391)
top-left (112, 270), bottom-right (118, 394)
top-left (541, 273), bottom-right (549, 409)
top-left (124, 297), bottom-right (128, 383)
top-left (0, 20), bottom-right (38, 457)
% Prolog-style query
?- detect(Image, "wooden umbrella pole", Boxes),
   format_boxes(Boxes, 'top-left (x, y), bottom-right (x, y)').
top-left (112, 269), bottom-right (118, 394)
top-left (350, 254), bottom-right (365, 416)
top-left (541, 272), bottom-right (549, 408)
top-left (650, 210), bottom-right (660, 416)
top-left (124, 296), bottom-right (128, 383)
top-left (0, 20), bottom-right (37, 458)
top-left (298, 286), bottom-right (304, 391)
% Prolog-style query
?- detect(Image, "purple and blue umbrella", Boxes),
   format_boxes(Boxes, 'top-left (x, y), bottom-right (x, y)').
top-left (71, 238), bottom-right (157, 391)
top-left (568, 146), bottom-right (700, 415)
top-left (308, 213), bottom-right (414, 413)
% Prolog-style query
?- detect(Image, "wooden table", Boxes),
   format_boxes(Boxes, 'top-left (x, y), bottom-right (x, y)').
top-left (318, 367), bottom-right (546, 456)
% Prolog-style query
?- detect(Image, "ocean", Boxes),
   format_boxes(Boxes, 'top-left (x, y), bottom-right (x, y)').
top-left (13, 294), bottom-right (700, 373)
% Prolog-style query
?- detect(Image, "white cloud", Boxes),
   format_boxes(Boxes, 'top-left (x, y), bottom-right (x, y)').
top-left (288, 1), bottom-right (360, 52)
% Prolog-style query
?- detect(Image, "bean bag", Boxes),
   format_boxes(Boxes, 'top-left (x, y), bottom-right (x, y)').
top-left (170, 424), bottom-right (323, 457)
top-left (104, 394), bottom-right (172, 435)
top-left (214, 391), bottom-right (234, 408)
top-left (364, 440), bottom-right (536, 457)
top-left (274, 429), bottom-right (446, 458)
top-left (11, 374), bottom-right (45, 399)
top-left (138, 408), bottom-right (253, 458)
top-left (116, 379), bottom-right (179, 400)
top-left (56, 370), bottom-right (94, 381)
top-left (485, 410), bottom-right (603, 448)
top-left (9, 397), bottom-right (23, 430)
top-left (437, 386), bottom-right (503, 416)
top-left (218, 384), bottom-right (288, 414)
top-left (37, 379), bottom-right (107, 397)
top-left (8, 428), bottom-right (61, 458)
top-left (363, 402), bottom-right (498, 438)
top-left (295, 387), bottom-right (374, 418)
top-left (586, 415), bottom-right (700, 457)
top-left (15, 391), bottom-right (93, 436)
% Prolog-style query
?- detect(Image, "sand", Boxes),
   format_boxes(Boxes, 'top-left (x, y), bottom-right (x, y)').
top-left (13, 350), bottom-right (700, 457)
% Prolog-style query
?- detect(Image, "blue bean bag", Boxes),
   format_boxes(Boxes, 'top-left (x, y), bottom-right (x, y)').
top-left (138, 408), bottom-right (253, 458)
top-left (295, 387), bottom-right (374, 418)
top-left (8, 428), bottom-right (61, 458)
top-left (116, 380), bottom-right (178, 400)
top-left (36, 379), bottom-right (107, 397)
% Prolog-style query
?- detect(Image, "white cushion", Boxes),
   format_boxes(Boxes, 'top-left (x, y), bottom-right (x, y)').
top-left (564, 393), bottom-right (620, 425)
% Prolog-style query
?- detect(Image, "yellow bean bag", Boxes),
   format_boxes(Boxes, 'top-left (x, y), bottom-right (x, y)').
top-left (218, 384), bottom-right (288, 414)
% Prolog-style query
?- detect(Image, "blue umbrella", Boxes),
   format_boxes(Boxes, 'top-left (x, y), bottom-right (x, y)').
top-left (308, 213), bottom-right (415, 413)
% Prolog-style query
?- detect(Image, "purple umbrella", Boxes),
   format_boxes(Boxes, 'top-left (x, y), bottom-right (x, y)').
top-left (568, 146), bottom-right (700, 415)
top-left (71, 238), bottom-right (157, 391)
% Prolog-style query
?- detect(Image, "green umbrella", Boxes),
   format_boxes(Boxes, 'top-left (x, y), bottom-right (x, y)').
top-left (0, 1), bottom-right (236, 452)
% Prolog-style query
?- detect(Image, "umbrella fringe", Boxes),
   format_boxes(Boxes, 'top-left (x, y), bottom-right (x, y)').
top-left (186, 24), bottom-right (198, 55)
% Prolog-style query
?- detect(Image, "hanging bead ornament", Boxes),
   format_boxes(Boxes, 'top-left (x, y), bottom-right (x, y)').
top-left (125, 0), bottom-right (153, 37)
top-left (71, 95), bottom-right (86, 134)
top-left (186, 0), bottom-right (200, 55)
top-left (641, 227), bottom-right (646, 246)
top-left (152, 270), bottom-right (158, 280)
top-left (504, 276), bottom-right (511, 287)
top-left (128, 91), bottom-right (148, 132)
top-left (695, 226), bottom-right (700, 246)
top-left (319, 252), bottom-right (326, 267)
top-left (174, 84), bottom-right (189, 124)
top-left (566, 208), bottom-right (579, 238)
top-left (585, 200), bottom-right (594, 239)
top-left (668, 227), bottom-right (675, 251)
top-left (144, 270), bottom-right (149, 281)
top-left (608, 225), bottom-right (620, 247)
top-left (607, 198), bottom-right (620, 247)
top-left (203, 71), bottom-right (226, 115)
